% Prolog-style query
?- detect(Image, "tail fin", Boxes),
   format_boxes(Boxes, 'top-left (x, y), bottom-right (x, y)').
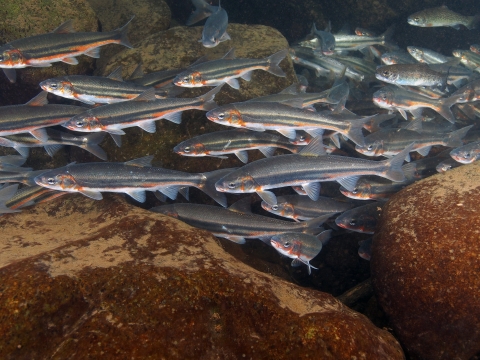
top-left (80, 132), bottom-right (108, 160)
top-left (0, 184), bottom-right (20, 214)
top-left (444, 125), bottom-right (473, 147)
top-left (198, 168), bottom-right (237, 207)
top-left (382, 143), bottom-right (415, 182)
top-left (186, 0), bottom-right (217, 25)
top-left (266, 49), bottom-right (288, 77)
top-left (317, 229), bottom-right (333, 245)
top-left (467, 14), bottom-right (480, 30)
top-left (380, 25), bottom-right (395, 45)
top-left (302, 214), bottom-right (335, 235)
top-left (115, 16), bottom-right (134, 49)
top-left (344, 116), bottom-right (372, 146)
top-left (435, 94), bottom-right (463, 123)
top-left (0, 155), bottom-right (27, 167)
top-left (198, 84), bottom-right (223, 111)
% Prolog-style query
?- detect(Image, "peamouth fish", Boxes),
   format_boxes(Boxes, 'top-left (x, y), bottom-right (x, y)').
top-left (173, 48), bottom-right (287, 89)
top-left (407, 6), bottom-right (480, 30)
top-left (0, 17), bottom-right (133, 83)
top-left (214, 136), bottom-right (413, 205)
top-left (201, 0), bottom-right (230, 48)
top-left (34, 156), bottom-right (233, 207)
top-left (150, 202), bottom-right (331, 244)
top-left (334, 202), bottom-right (384, 234)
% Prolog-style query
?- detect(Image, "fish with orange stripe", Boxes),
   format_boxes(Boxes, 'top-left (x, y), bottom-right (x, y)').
top-left (0, 17), bottom-right (133, 83)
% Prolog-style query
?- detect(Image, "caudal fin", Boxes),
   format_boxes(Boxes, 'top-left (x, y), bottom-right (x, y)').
top-left (344, 116), bottom-right (372, 146)
top-left (80, 132), bottom-right (108, 160)
top-left (382, 143), bottom-right (415, 182)
top-left (303, 214), bottom-right (335, 234)
top-left (266, 49), bottom-right (288, 77)
top-left (186, 0), bottom-right (217, 25)
top-left (115, 16), bottom-right (134, 49)
top-left (0, 184), bottom-right (20, 214)
top-left (198, 84), bottom-right (223, 111)
top-left (444, 125), bottom-right (473, 148)
top-left (435, 94), bottom-right (463, 123)
top-left (198, 168), bottom-right (238, 207)
top-left (467, 14), bottom-right (480, 30)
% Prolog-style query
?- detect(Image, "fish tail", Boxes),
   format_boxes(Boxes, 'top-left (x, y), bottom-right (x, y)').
top-left (198, 168), bottom-right (236, 207)
top-left (382, 143), bottom-right (415, 182)
top-left (198, 84), bottom-right (223, 111)
top-left (115, 16), bottom-right (134, 49)
top-left (381, 25), bottom-right (395, 45)
top-left (0, 184), bottom-right (20, 214)
top-left (265, 49), bottom-right (288, 77)
top-left (316, 229), bottom-right (332, 245)
top-left (435, 94), bottom-right (463, 123)
top-left (444, 125), bottom-right (473, 148)
top-left (302, 214), bottom-right (333, 234)
top-left (467, 14), bottom-right (480, 30)
top-left (344, 117), bottom-right (372, 146)
top-left (80, 132), bottom-right (108, 160)
top-left (186, 0), bottom-right (216, 26)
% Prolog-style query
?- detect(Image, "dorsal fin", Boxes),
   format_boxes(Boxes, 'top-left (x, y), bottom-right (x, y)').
top-left (222, 48), bottom-right (236, 60)
top-left (134, 88), bottom-right (157, 102)
top-left (228, 197), bottom-right (253, 213)
top-left (52, 20), bottom-right (75, 34)
top-left (107, 66), bottom-right (123, 81)
top-left (299, 136), bottom-right (326, 156)
top-left (404, 117), bottom-right (423, 132)
top-left (26, 92), bottom-right (49, 106)
top-left (125, 155), bottom-right (154, 167)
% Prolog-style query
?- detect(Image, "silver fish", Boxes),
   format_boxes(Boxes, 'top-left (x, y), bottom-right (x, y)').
top-left (201, 0), bottom-right (230, 48)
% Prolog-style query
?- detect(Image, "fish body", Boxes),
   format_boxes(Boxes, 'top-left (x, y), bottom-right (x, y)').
top-left (0, 18), bottom-right (133, 83)
top-left (407, 46), bottom-right (452, 64)
top-left (174, 129), bottom-right (303, 163)
top-left (333, 26), bottom-right (394, 51)
top-left (335, 202), bottom-right (383, 234)
top-left (261, 194), bottom-right (354, 221)
top-left (214, 137), bottom-right (412, 205)
top-left (201, 0), bottom-right (230, 48)
top-left (452, 50), bottom-right (480, 70)
top-left (150, 203), bottom-right (329, 244)
top-left (173, 49), bottom-right (287, 89)
top-left (34, 156), bottom-right (232, 206)
top-left (311, 22), bottom-right (336, 56)
top-left (375, 64), bottom-right (447, 88)
top-left (339, 176), bottom-right (412, 200)
top-left (381, 51), bottom-right (417, 65)
top-left (407, 6), bottom-right (480, 30)
top-left (450, 141), bottom-right (480, 164)
top-left (206, 101), bottom-right (369, 146)
top-left (372, 85), bottom-right (461, 122)
top-left (0, 92), bottom-right (85, 142)
top-left (270, 230), bottom-right (332, 274)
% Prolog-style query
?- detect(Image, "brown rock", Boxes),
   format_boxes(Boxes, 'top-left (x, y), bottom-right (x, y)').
top-left (0, 194), bottom-right (404, 359)
top-left (371, 162), bottom-right (480, 359)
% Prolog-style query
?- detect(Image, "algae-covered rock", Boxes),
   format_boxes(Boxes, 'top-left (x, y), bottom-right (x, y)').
top-left (0, 0), bottom-right (99, 105)
top-left (78, 24), bottom-right (296, 172)
top-left (0, 194), bottom-right (405, 359)
top-left (371, 162), bottom-right (480, 359)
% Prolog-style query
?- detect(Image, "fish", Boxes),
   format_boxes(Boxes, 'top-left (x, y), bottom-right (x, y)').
top-left (34, 156), bottom-right (232, 207)
top-left (334, 202), bottom-right (383, 234)
top-left (0, 17), bottom-right (133, 83)
top-left (471, 44), bottom-right (480, 55)
top-left (270, 230), bottom-right (332, 274)
top-left (186, 0), bottom-right (218, 26)
top-left (449, 141), bottom-right (480, 164)
top-left (375, 64), bottom-right (447, 88)
top-left (0, 184), bottom-right (21, 214)
top-left (436, 157), bottom-right (462, 172)
top-left (261, 194), bottom-right (354, 221)
top-left (40, 67), bottom-right (163, 105)
top-left (0, 92), bottom-right (86, 142)
top-left (381, 51), bottom-right (417, 65)
top-left (0, 169), bottom-right (48, 186)
top-left (333, 26), bottom-right (395, 51)
top-left (205, 100), bottom-right (371, 146)
top-left (150, 202), bottom-right (330, 244)
top-left (311, 22), bottom-right (336, 56)
top-left (372, 85), bottom-right (461, 122)
top-left (407, 46), bottom-right (452, 64)
top-left (214, 136), bottom-right (413, 205)
top-left (4, 185), bottom-right (57, 210)
top-left (173, 48), bottom-right (287, 89)
top-left (62, 86), bottom-right (222, 146)
top-left (407, 6), bottom-right (480, 30)
top-left (339, 175), bottom-right (412, 201)
top-left (201, 0), bottom-right (230, 48)
top-left (173, 129), bottom-right (305, 163)
top-left (0, 129), bottom-right (107, 160)
top-left (452, 50), bottom-right (480, 70)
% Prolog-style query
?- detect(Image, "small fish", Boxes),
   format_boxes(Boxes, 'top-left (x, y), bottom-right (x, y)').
top-left (214, 136), bottom-right (413, 205)
top-left (186, 0), bottom-right (218, 26)
top-left (407, 6), bottom-right (480, 30)
top-left (339, 176), bottom-right (411, 201)
top-left (261, 194), bottom-right (354, 221)
top-left (173, 48), bottom-right (287, 89)
top-left (40, 67), bottom-right (162, 105)
top-left (372, 85), bottom-right (461, 122)
top-left (436, 157), bottom-right (462, 172)
top-left (4, 185), bottom-right (57, 210)
top-left (0, 18), bottom-right (133, 83)
top-left (201, 0), bottom-right (230, 48)
top-left (407, 46), bottom-right (452, 64)
top-left (174, 129), bottom-right (304, 163)
top-left (335, 202), bottom-right (383, 234)
top-left (150, 203), bottom-right (330, 244)
top-left (375, 64), bottom-right (447, 88)
top-left (270, 230), bottom-right (332, 275)
top-left (381, 51), bottom-right (417, 65)
top-left (34, 156), bottom-right (232, 207)
top-left (450, 141), bottom-right (480, 164)
top-left (333, 26), bottom-right (395, 51)
top-left (452, 50), bottom-right (480, 70)
top-left (358, 238), bottom-right (372, 261)
top-left (312, 22), bottom-right (336, 56)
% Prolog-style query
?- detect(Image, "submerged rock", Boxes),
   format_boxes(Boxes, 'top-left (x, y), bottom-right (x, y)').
top-left (371, 162), bottom-right (480, 360)
top-left (0, 195), bottom-right (404, 359)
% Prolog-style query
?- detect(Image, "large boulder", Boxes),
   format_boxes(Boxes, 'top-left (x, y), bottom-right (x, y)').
top-left (0, 0), bottom-right (99, 105)
top-left (371, 162), bottom-right (480, 359)
top-left (0, 194), bottom-right (404, 359)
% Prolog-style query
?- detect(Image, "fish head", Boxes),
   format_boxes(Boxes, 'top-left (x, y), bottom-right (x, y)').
top-left (261, 200), bottom-right (295, 219)
top-left (173, 70), bottom-right (204, 87)
top-left (0, 46), bottom-right (26, 68)
top-left (40, 78), bottom-right (74, 98)
top-left (206, 106), bottom-right (244, 127)
top-left (215, 173), bottom-right (257, 193)
top-left (355, 140), bottom-right (384, 156)
top-left (407, 47), bottom-right (424, 62)
top-left (450, 149), bottom-right (475, 164)
top-left (380, 54), bottom-right (397, 65)
top-left (34, 168), bottom-right (78, 192)
top-left (375, 66), bottom-right (399, 84)
top-left (64, 113), bottom-right (102, 132)
top-left (335, 212), bottom-right (372, 233)
top-left (372, 88), bottom-right (394, 108)
top-left (339, 182), bottom-right (372, 200)
top-left (270, 235), bottom-right (296, 256)
top-left (407, 13), bottom-right (427, 27)
top-left (319, 36), bottom-right (335, 56)
top-left (173, 141), bottom-right (206, 156)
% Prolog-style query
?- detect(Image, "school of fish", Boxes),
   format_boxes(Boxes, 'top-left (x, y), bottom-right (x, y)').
top-left (1, 2), bottom-right (480, 274)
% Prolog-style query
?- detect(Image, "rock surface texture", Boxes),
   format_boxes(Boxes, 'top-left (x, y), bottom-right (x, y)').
top-left (371, 162), bottom-right (480, 360)
top-left (0, 195), bottom-right (404, 359)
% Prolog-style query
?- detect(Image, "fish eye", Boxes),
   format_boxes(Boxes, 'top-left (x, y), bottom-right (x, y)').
top-left (0, 55), bottom-right (3, 62)
top-left (228, 182), bottom-right (236, 189)
top-left (183, 76), bottom-right (189, 82)
top-left (367, 145), bottom-right (373, 151)
top-left (299, 135), bottom-right (306, 141)
top-left (10, 53), bottom-right (18, 60)
top-left (349, 219), bottom-right (357, 226)
top-left (414, 17), bottom-right (420, 22)
top-left (76, 120), bottom-right (85, 127)
top-left (272, 205), bottom-right (278, 211)
top-left (184, 146), bottom-right (190, 153)
top-left (47, 178), bottom-right (55, 185)
top-left (382, 70), bottom-right (390, 77)
top-left (284, 241), bottom-right (291, 247)
top-left (218, 113), bottom-right (225, 120)
top-left (464, 153), bottom-right (471, 159)
top-left (50, 83), bottom-right (58, 90)
top-left (352, 188), bottom-right (358, 194)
